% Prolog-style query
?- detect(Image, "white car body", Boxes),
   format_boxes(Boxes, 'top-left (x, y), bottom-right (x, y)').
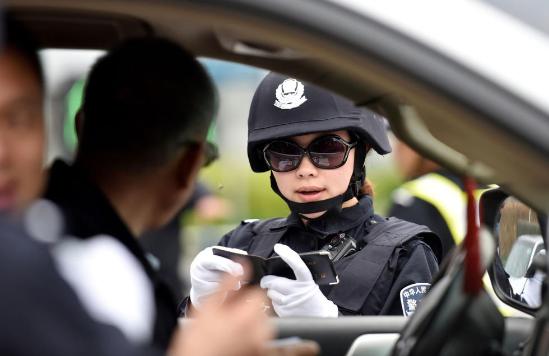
top-left (506, 234), bottom-right (545, 294)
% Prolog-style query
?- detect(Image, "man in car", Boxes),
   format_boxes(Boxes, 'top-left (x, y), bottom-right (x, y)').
top-left (0, 15), bottom-right (280, 356)
top-left (42, 38), bottom-right (224, 348)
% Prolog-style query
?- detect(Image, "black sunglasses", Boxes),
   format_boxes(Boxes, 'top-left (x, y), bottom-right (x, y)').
top-left (263, 135), bottom-right (357, 172)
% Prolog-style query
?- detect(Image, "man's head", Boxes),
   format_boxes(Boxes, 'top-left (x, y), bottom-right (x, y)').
top-left (0, 15), bottom-right (46, 215)
top-left (76, 38), bottom-right (217, 230)
top-left (78, 37), bottom-right (216, 171)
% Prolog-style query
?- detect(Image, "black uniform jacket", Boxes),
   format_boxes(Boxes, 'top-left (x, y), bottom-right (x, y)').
top-left (43, 160), bottom-right (178, 349)
top-left (219, 196), bottom-right (441, 316)
top-left (0, 218), bottom-right (161, 356)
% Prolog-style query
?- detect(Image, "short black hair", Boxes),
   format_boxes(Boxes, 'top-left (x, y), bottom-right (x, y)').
top-left (2, 12), bottom-right (44, 89)
top-left (79, 37), bottom-right (217, 171)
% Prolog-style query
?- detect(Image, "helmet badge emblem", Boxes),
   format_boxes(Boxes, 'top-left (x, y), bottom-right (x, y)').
top-left (274, 78), bottom-right (307, 109)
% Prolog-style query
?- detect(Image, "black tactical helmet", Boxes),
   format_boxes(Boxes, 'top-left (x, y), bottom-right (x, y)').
top-left (248, 72), bottom-right (391, 173)
top-left (247, 72), bottom-right (392, 216)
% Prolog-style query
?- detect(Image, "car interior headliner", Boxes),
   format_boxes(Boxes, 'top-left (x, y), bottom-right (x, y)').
top-left (5, 0), bottom-right (549, 212)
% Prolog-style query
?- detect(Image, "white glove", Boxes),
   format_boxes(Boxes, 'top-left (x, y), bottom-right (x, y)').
top-left (189, 246), bottom-right (247, 310)
top-left (260, 244), bottom-right (339, 318)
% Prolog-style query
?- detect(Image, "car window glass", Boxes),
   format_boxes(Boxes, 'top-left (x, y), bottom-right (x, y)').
top-left (39, 50), bottom-right (451, 316)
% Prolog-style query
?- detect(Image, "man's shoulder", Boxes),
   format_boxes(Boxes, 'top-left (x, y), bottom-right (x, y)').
top-left (52, 234), bottom-right (155, 343)
top-left (235, 217), bottom-right (287, 233)
top-left (366, 216), bottom-right (442, 261)
top-left (367, 216), bottom-right (432, 241)
top-left (220, 217), bottom-right (287, 248)
top-left (43, 160), bottom-right (129, 240)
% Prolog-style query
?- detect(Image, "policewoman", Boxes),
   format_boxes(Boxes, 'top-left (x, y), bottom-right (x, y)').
top-left (187, 73), bottom-right (441, 317)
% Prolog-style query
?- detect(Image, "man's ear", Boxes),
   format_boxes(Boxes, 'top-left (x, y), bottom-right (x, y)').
top-left (176, 142), bottom-right (205, 189)
top-left (75, 109), bottom-right (84, 140)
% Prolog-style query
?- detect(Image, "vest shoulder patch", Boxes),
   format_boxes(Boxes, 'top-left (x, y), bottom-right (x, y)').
top-left (400, 282), bottom-right (431, 317)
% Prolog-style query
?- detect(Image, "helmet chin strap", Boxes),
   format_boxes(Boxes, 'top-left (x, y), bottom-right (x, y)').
top-left (269, 173), bottom-right (358, 216)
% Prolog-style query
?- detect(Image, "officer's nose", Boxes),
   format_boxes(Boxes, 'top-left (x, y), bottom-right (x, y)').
top-left (296, 155), bottom-right (318, 178)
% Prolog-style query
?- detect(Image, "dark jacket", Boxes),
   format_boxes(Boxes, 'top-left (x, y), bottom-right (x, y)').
top-left (218, 196), bottom-right (440, 316)
top-left (43, 160), bottom-right (178, 349)
top-left (0, 218), bottom-right (161, 356)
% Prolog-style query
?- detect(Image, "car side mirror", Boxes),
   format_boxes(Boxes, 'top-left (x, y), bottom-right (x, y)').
top-left (480, 188), bottom-right (547, 314)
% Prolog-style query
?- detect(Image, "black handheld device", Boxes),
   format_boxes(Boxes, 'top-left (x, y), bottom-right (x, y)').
top-left (212, 248), bottom-right (339, 285)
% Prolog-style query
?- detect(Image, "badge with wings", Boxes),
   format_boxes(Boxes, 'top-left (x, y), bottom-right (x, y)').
top-left (274, 78), bottom-right (307, 109)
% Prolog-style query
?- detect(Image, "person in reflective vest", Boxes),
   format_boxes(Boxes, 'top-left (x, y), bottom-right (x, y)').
top-left (389, 139), bottom-right (487, 261)
top-left (387, 140), bottom-right (528, 316)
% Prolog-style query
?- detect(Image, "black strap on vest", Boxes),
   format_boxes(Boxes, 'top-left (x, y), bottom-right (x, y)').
top-left (248, 218), bottom-right (287, 258)
top-left (227, 218), bottom-right (287, 258)
top-left (328, 217), bottom-right (435, 312)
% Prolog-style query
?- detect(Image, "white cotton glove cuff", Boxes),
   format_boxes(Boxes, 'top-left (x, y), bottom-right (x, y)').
top-left (260, 244), bottom-right (338, 318)
top-left (189, 246), bottom-right (246, 310)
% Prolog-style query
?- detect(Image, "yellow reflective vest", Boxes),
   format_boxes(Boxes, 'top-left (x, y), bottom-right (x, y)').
top-left (392, 173), bottom-right (526, 317)
top-left (393, 172), bottom-right (486, 245)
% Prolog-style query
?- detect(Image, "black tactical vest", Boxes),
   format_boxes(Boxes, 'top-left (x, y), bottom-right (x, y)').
top-left (222, 216), bottom-right (440, 315)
